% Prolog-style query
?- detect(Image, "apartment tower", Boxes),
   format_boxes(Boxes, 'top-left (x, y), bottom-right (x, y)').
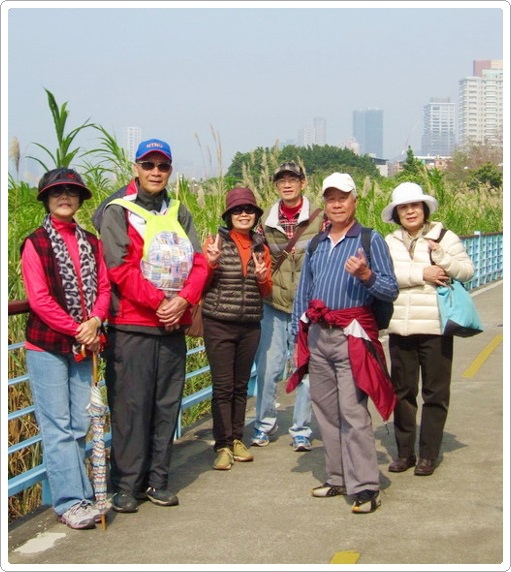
top-left (458, 60), bottom-right (503, 147)
top-left (421, 97), bottom-right (456, 156)
top-left (298, 117), bottom-right (327, 146)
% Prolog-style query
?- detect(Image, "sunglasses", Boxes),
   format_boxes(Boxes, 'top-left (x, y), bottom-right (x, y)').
top-left (48, 186), bottom-right (81, 198)
top-left (230, 205), bottom-right (258, 215)
top-left (136, 161), bottom-right (172, 173)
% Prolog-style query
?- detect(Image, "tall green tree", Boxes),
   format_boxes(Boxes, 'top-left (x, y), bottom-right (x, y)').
top-left (395, 147), bottom-right (424, 183)
top-left (467, 163), bottom-right (503, 190)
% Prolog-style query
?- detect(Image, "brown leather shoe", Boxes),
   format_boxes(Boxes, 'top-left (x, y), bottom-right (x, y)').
top-left (414, 458), bottom-right (436, 476)
top-left (388, 455), bottom-right (417, 472)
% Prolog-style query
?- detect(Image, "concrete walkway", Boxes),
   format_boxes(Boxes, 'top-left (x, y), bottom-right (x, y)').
top-left (5, 282), bottom-right (506, 569)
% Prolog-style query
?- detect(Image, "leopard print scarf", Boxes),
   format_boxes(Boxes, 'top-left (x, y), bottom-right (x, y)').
top-left (43, 215), bottom-right (98, 354)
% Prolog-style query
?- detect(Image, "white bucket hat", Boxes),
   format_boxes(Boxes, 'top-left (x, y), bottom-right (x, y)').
top-left (381, 182), bottom-right (438, 223)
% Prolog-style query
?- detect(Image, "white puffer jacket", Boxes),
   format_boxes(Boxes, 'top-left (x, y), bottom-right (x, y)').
top-left (385, 221), bottom-right (475, 336)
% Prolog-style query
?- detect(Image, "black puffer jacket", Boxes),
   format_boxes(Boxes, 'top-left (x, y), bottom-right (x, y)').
top-left (202, 227), bottom-right (266, 323)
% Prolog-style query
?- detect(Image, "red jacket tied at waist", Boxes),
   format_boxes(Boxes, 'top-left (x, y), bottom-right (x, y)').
top-left (286, 300), bottom-right (396, 421)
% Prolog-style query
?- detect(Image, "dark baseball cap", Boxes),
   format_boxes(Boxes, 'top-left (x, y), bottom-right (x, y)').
top-left (37, 168), bottom-right (92, 201)
top-left (273, 161), bottom-right (305, 182)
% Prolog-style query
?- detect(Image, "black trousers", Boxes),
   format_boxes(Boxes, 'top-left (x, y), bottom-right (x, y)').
top-left (105, 328), bottom-right (186, 494)
top-left (389, 333), bottom-right (453, 460)
top-left (203, 317), bottom-right (261, 451)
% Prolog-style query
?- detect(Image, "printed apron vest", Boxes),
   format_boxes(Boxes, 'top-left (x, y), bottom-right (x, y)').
top-left (110, 198), bottom-right (194, 299)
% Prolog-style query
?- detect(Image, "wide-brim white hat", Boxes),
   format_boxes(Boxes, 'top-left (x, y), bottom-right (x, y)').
top-left (381, 182), bottom-right (438, 223)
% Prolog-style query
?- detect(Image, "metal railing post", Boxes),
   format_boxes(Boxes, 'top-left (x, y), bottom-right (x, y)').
top-left (474, 231), bottom-right (482, 288)
top-left (41, 479), bottom-right (52, 506)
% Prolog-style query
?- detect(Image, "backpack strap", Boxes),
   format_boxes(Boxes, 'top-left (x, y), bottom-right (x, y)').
top-left (307, 230), bottom-right (327, 256)
top-left (360, 227), bottom-right (372, 267)
top-left (308, 225), bottom-right (373, 260)
top-left (109, 197), bottom-right (181, 220)
top-left (110, 198), bottom-right (152, 220)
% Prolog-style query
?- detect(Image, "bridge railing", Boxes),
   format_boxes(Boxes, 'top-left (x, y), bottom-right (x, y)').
top-left (460, 232), bottom-right (503, 289)
top-left (6, 231), bottom-right (503, 507)
top-left (7, 309), bottom-right (256, 506)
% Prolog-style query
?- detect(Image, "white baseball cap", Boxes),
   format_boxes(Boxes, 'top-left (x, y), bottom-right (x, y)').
top-left (381, 182), bottom-right (438, 223)
top-left (322, 173), bottom-right (357, 197)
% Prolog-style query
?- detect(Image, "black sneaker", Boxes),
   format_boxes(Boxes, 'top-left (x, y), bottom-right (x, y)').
top-left (111, 492), bottom-right (139, 513)
top-left (145, 487), bottom-right (179, 507)
top-left (352, 489), bottom-right (381, 514)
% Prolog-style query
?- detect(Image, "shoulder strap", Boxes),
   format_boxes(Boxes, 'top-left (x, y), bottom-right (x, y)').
top-left (429, 227), bottom-right (447, 264)
top-left (437, 228), bottom-right (447, 243)
top-left (110, 197), bottom-right (181, 219)
top-left (166, 199), bottom-right (180, 219)
top-left (273, 208), bottom-right (322, 273)
top-left (308, 225), bottom-right (373, 260)
top-left (307, 231), bottom-right (323, 256)
top-left (360, 227), bottom-right (372, 267)
top-left (110, 198), bottom-right (152, 220)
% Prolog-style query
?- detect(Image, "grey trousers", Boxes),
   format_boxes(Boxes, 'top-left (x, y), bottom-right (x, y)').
top-left (308, 323), bottom-right (379, 496)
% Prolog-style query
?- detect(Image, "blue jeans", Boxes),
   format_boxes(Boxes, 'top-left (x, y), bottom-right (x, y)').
top-left (254, 304), bottom-right (312, 439)
top-left (26, 350), bottom-right (94, 516)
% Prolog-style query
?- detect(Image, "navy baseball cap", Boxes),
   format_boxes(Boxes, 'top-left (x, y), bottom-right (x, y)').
top-left (135, 139), bottom-right (172, 161)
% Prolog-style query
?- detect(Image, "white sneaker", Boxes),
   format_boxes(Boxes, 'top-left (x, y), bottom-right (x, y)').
top-left (59, 501), bottom-right (97, 529)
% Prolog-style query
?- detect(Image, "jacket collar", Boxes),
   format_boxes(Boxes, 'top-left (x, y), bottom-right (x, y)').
top-left (265, 195), bottom-right (313, 230)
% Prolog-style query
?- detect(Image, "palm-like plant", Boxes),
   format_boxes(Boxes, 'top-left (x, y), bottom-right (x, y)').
top-left (27, 88), bottom-right (96, 171)
top-left (85, 125), bottom-right (133, 187)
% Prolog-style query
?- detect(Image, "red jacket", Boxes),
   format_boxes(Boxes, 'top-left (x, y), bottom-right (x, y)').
top-left (100, 180), bottom-right (208, 329)
top-left (286, 300), bottom-right (396, 421)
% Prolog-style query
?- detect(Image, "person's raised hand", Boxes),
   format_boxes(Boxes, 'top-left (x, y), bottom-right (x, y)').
top-left (205, 233), bottom-right (221, 266)
top-left (345, 248), bottom-right (371, 282)
top-left (253, 250), bottom-right (268, 283)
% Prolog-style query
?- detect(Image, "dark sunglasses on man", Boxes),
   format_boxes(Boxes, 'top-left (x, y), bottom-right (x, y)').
top-left (136, 161), bottom-right (172, 173)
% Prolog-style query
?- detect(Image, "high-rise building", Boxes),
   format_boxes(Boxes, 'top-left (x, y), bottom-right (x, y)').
top-left (299, 125), bottom-right (315, 147)
top-left (421, 97), bottom-right (456, 156)
top-left (298, 117), bottom-right (326, 146)
top-left (313, 117), bottom-right (326, 146)
top-left (458, 60), bottom-right (503, 147)
top-left (124, 126), bottom-right (142, 161)
top-left (352, 108), bottom-right (383, 157)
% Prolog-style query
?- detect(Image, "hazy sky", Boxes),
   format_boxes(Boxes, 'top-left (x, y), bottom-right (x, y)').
top-left (3, 1), bottom-right (508, 181)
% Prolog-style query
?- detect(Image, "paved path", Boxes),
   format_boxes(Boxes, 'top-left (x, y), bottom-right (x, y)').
top-left (5, 282), bottom-right (506, 569)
